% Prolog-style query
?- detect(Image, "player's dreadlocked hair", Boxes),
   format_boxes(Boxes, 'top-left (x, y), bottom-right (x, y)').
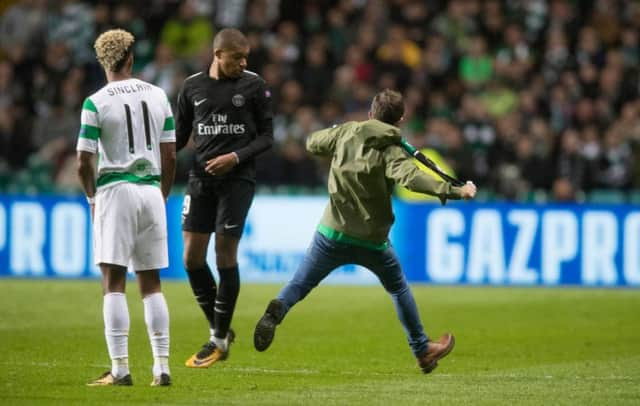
top-left (94, 29), bottom-right (135, 72)
top-left (370, 89), bottom-right (405, 125)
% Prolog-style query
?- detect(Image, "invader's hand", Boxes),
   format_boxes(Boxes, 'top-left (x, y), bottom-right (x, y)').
top-left (460, 181), bottom-right (477, 200)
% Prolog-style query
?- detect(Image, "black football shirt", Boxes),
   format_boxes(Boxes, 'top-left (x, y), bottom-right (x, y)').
top-left (175, 70), bottom-right (273, 181)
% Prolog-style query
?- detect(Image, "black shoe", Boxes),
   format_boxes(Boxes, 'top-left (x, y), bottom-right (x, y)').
top-left (185, 328), bottom-right (236, 368)
top-left (254, 299), bottom-right (285, 352)
top-left (150, 373), bottom-right (171, 386)
top-left (87, 371), bottom-right (133, 386)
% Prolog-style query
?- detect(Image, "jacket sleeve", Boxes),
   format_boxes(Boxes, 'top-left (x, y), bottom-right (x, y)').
top-left (234, 78), bottom-right (274, 162)
top-left (175, 81), bottom-right (193, 152)
top-left (383, 145), bottom-right (463, 202)
top-left (306, 123), bottom-right (350, 156)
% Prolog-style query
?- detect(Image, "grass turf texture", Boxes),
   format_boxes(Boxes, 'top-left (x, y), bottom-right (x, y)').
top-left (0, 280), bottom-right (638, 405)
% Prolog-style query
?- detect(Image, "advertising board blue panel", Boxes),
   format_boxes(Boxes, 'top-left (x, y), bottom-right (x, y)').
top-left (391, 201), bottom-right (640, 287)
top-left (0, 194), bottom-right (638, 287)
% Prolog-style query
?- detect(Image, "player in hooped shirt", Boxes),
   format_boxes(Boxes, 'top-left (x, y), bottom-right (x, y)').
top-left (175, 28), bottom-right (273, 368)
top-left (77, 29), bottom-right (176, 386)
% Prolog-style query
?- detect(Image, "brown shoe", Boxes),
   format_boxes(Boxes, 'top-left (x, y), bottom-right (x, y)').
top-left (416, 333), bottom-right (455, 374)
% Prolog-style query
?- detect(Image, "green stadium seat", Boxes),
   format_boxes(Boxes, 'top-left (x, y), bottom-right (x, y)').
top-left (587, 189), bottom-right (626, 204)
top-left (628, 190), bottom-right (640, 204)
top-left (522, 189), bottom-right (549, 203)
top-left (473, 189), bottom-right (495, 203)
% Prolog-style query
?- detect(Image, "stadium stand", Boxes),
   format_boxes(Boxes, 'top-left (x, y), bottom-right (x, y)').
top-left (0, 0), bottom-right (639, 202)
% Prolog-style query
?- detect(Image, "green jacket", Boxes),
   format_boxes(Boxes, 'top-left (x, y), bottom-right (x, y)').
top-left (307, 119), bottom-right (463, 250)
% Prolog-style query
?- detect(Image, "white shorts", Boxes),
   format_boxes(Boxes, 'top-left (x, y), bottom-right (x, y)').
top-left (93, 183), bottom-right (168, 270)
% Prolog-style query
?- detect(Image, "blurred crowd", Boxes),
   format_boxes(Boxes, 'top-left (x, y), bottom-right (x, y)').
top-left (1, 0), bottom-right (640, 202)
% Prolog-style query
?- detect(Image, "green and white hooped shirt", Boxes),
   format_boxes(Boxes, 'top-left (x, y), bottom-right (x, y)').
top-left (76, 78), bottom-right (176, 190)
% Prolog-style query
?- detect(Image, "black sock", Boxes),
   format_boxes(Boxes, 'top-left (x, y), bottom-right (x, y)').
top-left (186, 264), bottom-right (217, 330)
top-left (214, 266), bottom-right (240, 339)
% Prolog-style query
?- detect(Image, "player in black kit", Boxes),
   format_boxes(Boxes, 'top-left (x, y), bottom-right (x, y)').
top-left (176, 28), bottom-right (273, 368)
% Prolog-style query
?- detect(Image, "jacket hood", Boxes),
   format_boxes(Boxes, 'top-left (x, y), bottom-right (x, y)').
top-left (361, 119), bottom-right (402, 150)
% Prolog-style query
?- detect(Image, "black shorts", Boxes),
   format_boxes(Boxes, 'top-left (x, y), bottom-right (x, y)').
top-left (181, 176), bottom-right (255, 237)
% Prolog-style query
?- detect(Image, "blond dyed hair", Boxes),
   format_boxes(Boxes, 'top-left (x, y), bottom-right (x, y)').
top-left (94, 29), bottom-right (135, 72)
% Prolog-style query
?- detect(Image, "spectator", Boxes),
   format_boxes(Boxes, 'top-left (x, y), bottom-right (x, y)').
top-left (246, 30), bottom-right (269, 75)
top-left (0, 0), bottom-right (47, 59)
top-left (30, 91), bottom-right (79, 165)
top-left (458, 95), bottom-right (496, 185)
top-left (140, 43), bottom-right (186, 102)
top-left (325, 7), bottom-right (349, 64)
top-left (459, 36), bottom-right (493, 89)
top-left (495, 24), bottom-right (532, 84)
top-left (47, 0), bottom-right (95, 65)
top-left (160, 0), bottom-right (214, 66)
top-left (433, 0), bottom-right (476, 53)
top-left (112, 3), bottom-right (152, 71)
top-left (479, 0), bottom-right (504, 51)
top-left (598, 126), bottom-right (633, 189)
top-left (418, 34), bottom-right (454, 91)
top-left (620, 27), bottom-right (639, 68)
top-left (298, 41), bottom-right (333, 106)
top-left (555, 128), bottom-right (587, 193)
top-left (376, 25), bottom-right (421, 70)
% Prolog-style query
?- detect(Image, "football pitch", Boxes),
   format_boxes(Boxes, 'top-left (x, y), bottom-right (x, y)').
top-left (0, 280), bottom-right (638, 405)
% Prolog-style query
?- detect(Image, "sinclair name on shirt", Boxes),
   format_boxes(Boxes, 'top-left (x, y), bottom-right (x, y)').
top-left (106, 82), bottom-right (153, 96)
top-left (197, 113), bottom-right (246, 135)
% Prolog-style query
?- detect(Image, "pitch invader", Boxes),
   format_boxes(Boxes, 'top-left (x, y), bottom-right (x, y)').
top-left (77, 29), bottom-right (176, 386)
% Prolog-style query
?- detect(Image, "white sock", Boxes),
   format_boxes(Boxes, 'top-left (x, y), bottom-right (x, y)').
top-left (212, 335), bottom-right (228, 352)
top-left (209, 328), bottom-right (229, 351)
top-left (104, 292), bottom-right (130, 378)
top-left (143, 292), bottom-right (170, 376)
top-left (112, 357), bottom-right (129, 378)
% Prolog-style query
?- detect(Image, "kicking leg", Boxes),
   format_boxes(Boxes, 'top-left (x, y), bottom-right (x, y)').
top-left (254, 232), bottom-right (342, 351)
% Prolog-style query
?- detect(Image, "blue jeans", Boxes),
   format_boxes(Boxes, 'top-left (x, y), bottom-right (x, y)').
top-left (277, 231), bottom-right (429, 357)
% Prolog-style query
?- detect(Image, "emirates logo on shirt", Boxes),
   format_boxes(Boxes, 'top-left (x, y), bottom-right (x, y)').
top-left (197, 113), bottom-right (246, 135)
top-left (232, 94), bottom-right (245, 107)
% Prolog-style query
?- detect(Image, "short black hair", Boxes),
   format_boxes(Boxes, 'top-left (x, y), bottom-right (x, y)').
top-left (370, 89), bottom-right (404, 125)
top-left (213, 28), bottom-right (249, 51)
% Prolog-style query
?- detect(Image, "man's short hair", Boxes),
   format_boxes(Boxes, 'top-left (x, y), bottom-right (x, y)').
top-left (94, 29), bottom-right (135, 72)
top-left (213, 28), bottom-right (249, 51)
top-left (370, 89), bottom-right (405, 125)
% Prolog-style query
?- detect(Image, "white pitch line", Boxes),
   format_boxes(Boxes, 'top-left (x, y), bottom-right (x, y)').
top-left (0, 362), bottom-right (635, 381)
top-left (0, 361), bottom-right (107, 368)
top-left (435, 373), bottom-right (637, 381)
top-left (227, 366), bottom-right (320, 375)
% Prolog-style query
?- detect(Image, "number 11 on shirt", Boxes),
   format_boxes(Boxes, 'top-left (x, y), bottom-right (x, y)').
top-left (124, 101), bottom-right (153, 153)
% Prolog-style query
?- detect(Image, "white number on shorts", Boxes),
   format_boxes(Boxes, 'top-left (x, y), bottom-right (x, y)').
top-left (182, 195), bottom-right (191, 215)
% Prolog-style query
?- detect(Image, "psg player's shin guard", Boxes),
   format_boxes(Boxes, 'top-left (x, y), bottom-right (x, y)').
top-left (213, 265), bottom-right (240, 344)
top-left (186, 264), bottom-right (217, 329)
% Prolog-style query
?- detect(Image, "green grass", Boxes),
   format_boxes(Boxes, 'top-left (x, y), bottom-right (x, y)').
top-left (0, 280), bottom-right (639, 405)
